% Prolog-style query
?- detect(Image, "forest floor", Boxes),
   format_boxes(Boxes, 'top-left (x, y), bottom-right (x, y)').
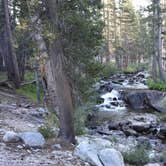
top-left (0, 87), bottom-right (90, 166)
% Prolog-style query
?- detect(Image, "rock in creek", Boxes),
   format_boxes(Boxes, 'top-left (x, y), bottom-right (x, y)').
top-left (123, 128), bottom-right (139, 137)
top-left (122, 90), bottom-right (166, 112)
top-left (108, 122), bottom-right (120, 130)
top-left (132, 122), bottom-right (151, 132)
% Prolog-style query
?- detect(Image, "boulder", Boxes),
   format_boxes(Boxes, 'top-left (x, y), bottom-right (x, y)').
top-left (122, 90), bottom-right (147, 110)
top-left (74, 137), bottom-right (112, 166)
top-left (122, 90), bottom-right (166, 112)
top-left (146, 93), bottom-right (166, 112)
top-left (3, 131), bottom-right (20, 143)
top-left (150, 96), bottom-right (166, 113)
top-left (119, 120), bottom-right (131, 128)
top-left (137, 136), bottom-right (151, 146)
top-left (99, 148), bottom-right (125, 166)
top-left (74, 141), bottom-right (102, 166)
top-left (18, 132), bottom-right (45, 148)
top-left (108, 122), bottom-right (120, 130)
top-left (132, 122), bottom-right (151, 133)
top-left (123, 128), bottom-right (139, 137)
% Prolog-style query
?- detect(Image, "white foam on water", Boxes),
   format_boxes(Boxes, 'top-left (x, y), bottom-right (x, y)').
top-left (96, 90), bottom-right (126, 112)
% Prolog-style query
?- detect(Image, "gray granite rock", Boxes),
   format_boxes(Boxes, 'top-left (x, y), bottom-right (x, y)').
top-left (18, 132), bottom-right (45, 148)
top-left (99, 148), bottom-right (125, 166)
top-left (3, 131), bottom-right (20, 143)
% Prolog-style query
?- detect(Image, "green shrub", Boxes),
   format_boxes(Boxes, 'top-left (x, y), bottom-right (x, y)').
top-left (39, 125), bottom-right (56, 138)
top-left (123, 63), bottom-right (148, 74)
top-left (74, 102), bottom-right (95, 135)
top-left (38, 112), bottom-right (58, 138)
top-left (101, 62), bottom-right (118, 78)
top-left (147, 78), bottom-right (166, 91)
top-left (123, 145), bottom-right (150, 165)
top-left (123, 65), bottom-right (138, 74)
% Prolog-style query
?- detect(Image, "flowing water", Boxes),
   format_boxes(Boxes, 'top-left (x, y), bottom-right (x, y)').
top-left (96, 72), bottom-right (149, 115)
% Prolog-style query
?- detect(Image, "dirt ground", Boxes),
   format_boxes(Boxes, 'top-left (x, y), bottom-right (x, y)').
top-left (0, 87), bottom-right (90, 166)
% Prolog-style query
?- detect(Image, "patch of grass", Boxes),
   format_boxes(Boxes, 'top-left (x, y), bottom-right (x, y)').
top-left (16, 70), bottom-right (44, 102)
top-left (160, 114), bottom-right (166, 122)
top-left (16, 83), bottom-right (44, 102)
top-left (123, 144), bottom-right (150, 165)
top-left (24, 70), bottom-right (34, 81)
top-left (0, 72), bottom-right (7, 81)
top-left (147, 78), bottom-right (166, 91)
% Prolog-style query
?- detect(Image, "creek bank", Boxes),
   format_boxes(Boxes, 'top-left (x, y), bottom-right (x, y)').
top-left (0, 89), bottom-right (89, 166)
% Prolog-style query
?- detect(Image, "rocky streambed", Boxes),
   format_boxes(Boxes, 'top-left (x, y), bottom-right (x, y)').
top-left (75, 71), bottom-right (166, 166)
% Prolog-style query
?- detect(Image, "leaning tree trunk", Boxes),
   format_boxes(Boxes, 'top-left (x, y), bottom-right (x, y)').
top-left (2, 0), bottom-right (20, 87)
top-left (44, 0), bottom-right (75, 143)
top-left (27, 0), bottom-right (75, 143)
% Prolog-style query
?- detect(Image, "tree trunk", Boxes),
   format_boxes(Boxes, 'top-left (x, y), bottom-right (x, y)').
top-left (152, 0), bottom-right (158, 82)
top-left (27, 0), bottom-right (75, 143)
top-left (157, 0), bottom-right (165, 81)
top-left (119, 0), bottom-right (123, 70)
top-left (0, 46), bottom-right (5, 71)
top-left (2, 0), bottom-right (20, 87)
top-left (44, 0), bottom-right (75, 143)
top-left (17, 48), bottom-right (26, 81)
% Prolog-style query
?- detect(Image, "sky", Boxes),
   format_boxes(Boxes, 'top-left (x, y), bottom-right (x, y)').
top-left (132, 0), bottom-right (151, 10)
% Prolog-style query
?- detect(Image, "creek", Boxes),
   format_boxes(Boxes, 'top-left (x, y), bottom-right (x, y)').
top-left (81, 71), bottom-right (166, 165)
top-left (92, 71), bottom-right (150, 122)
